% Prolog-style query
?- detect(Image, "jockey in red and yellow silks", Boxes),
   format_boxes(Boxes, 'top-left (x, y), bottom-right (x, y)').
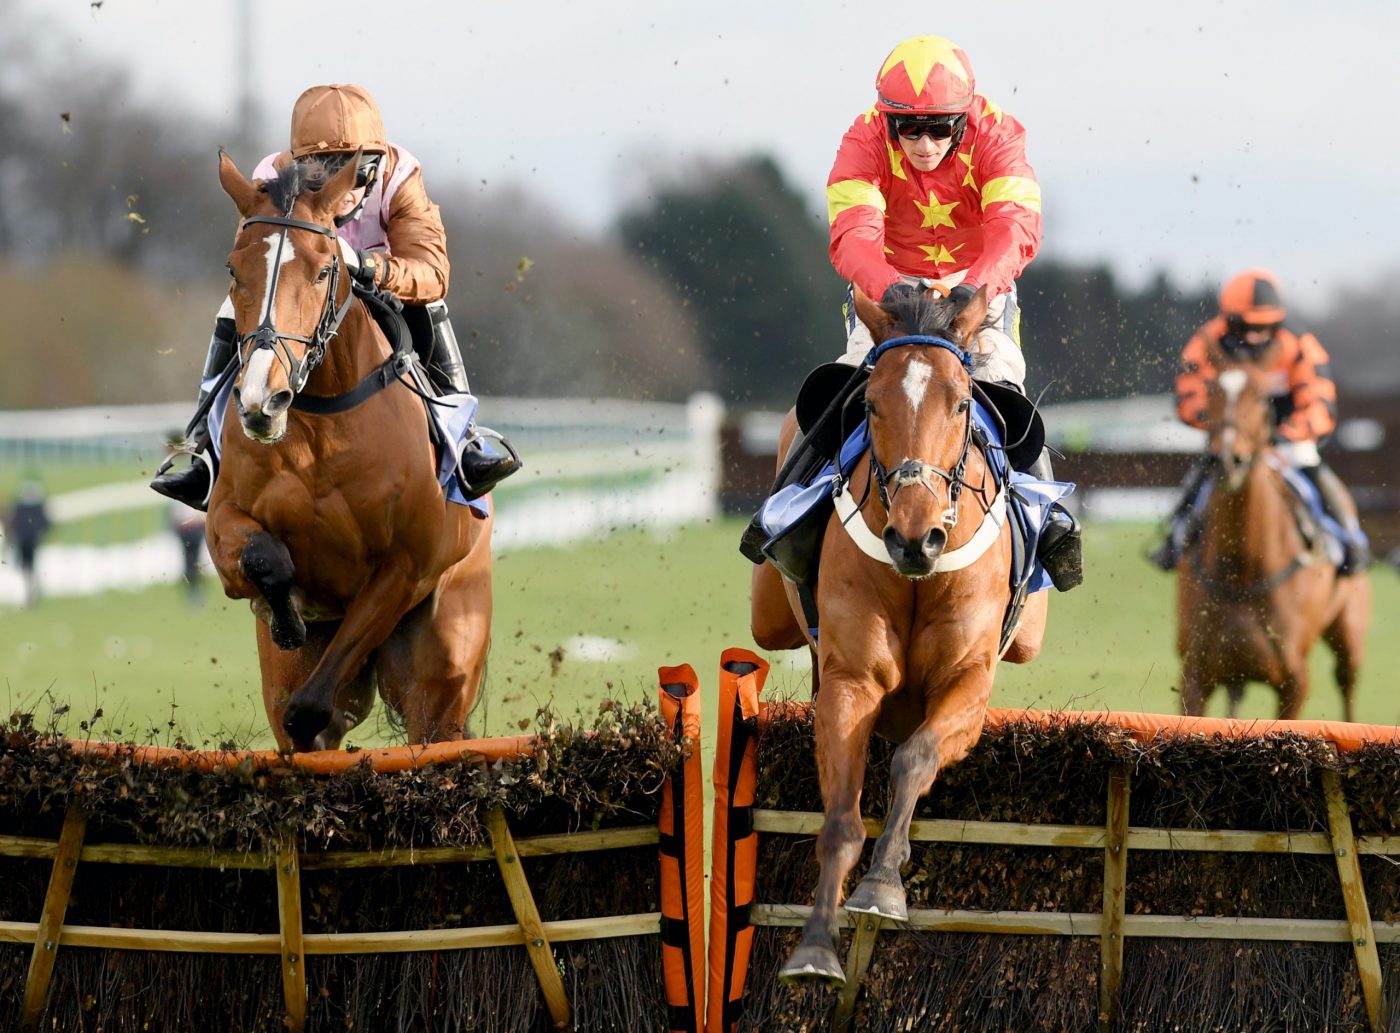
top-left (1151, 269), bottom-right (1369, 575)
top-left (830, 35), bottom-right (1041, 389)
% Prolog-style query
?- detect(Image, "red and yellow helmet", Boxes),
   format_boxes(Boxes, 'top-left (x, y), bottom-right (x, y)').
top-left (1219, 269), bottom-right (1286, 326)
top-left (874, 36), bottom-right (976, 115)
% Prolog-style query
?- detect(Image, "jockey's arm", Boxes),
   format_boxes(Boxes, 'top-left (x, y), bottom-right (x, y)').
top-left (1175, 331), bottom-right (1213, 429)
top-left (958, 123), bottom-right (1041, 294)
top-left (379, 167), bottom-right (450, 304)
top-left (827, 117), bottom-right (904, 301)
top-left (1277, 330), bottom-right (1337, 442)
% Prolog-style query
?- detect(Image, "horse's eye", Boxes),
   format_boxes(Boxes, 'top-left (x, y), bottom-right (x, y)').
top-left (225, 263), bottom-right (235, 279)
top-left (956, 398), bottom-right (971, 414)
top-left (317, 267), bottom-right (331, 282)
top-left (865, 400), bottom-right (878, 418)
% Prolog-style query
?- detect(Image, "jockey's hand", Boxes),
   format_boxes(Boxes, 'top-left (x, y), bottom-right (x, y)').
top-left (881, 281), bottom-right (920, 307)
top-left (351, 250), bottom-right (380, 289)
top-left (947, 283), bottom-right (977, 309)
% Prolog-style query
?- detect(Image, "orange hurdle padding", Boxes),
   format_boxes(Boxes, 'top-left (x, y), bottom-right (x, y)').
top-left (758, 702), bottom-right (1400, 751)
top-left (658, 665), bottom-right (706, 1033)
top-left (706, 648), bottom-right (766, 1033)
top-left (61, 735), bottom-right (540, 774)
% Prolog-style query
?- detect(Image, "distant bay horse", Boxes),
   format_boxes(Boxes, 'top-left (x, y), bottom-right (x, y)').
top-left (1177, 362), bottom-right (1369, 720)
top-left (207, 151), bottom-right (492, 752)
top-left (757, 288), bottom-right (1042, 986)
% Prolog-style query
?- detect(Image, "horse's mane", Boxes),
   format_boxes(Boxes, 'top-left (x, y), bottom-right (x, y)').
top-left (880, 291), bottom-right (990, 374)
top-left (259, 161), bottom-right (328, 217)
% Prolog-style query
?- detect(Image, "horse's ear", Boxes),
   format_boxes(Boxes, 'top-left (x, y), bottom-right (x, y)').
top-left (312, 147), bottom-right (364, 220)
top-left (852, 286), bottom-right (899, 345)
top-left (219, 150), bottom-right (260, 216)
top-left (950, 285), bottom-right (991, 348)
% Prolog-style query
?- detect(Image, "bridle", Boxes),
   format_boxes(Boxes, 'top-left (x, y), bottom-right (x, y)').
top-left (863, 334), bottom-right (978, 531)
top-left (236, 214), bottom-right (357, 395)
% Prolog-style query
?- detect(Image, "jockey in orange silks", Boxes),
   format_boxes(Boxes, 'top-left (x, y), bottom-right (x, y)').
top-left (1150, 269), bottom-right (1370, 574)
top-left (151, 84), bottom-right (519, 510)
top-left (825, 34), bottom-right (1079, 581)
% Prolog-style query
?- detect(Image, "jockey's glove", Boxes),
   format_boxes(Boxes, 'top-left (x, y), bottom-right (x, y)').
top-left (881, 281), bottom-right (921, 306)
top-left (947, 283), bottom-right (977, 308)
top-left (352, 249), bottom-right (381, 289)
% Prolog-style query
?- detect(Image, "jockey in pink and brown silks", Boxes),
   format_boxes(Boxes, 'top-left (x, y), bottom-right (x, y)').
top-left (152, 84), bottom-right (519, 510)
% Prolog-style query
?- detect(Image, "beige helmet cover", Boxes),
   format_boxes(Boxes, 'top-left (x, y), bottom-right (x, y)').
top-left (289, 84), bottom-right (388, 157)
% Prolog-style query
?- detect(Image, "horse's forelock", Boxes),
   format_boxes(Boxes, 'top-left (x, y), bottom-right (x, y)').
top-left (882, 292), bottom-right (958, 340)
top-left (259, 161), bottom-right (327, 217)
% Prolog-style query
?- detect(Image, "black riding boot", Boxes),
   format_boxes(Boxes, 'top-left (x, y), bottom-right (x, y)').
top-left (1148, 457), bottom-right (1213, 571)
top-left (418, 301), bottom-right (521, 499)
top-left (1302, 463), bottom-right (1370, 575)
top-left (149, 317), bottom-right (237, 511)
top-left (1029, 449), bottom-right (1083, 591)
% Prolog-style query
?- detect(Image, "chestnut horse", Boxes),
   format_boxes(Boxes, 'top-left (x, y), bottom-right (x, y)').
top-left (755, 288), bottom-right (1041, 986)
top-left (1177, 363), bottom-right (1369, 720)
top-left (207, 152), bottom-right (492, 752)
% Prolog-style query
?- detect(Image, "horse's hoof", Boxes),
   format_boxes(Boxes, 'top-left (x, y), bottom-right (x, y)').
top-left (845, 878), bottom-right (908, 921)
top-left (778, 943), bottom-right (845, 988)
top-left (283, 699), bottom-right (331, 746)
top-left (270, 612), bottom-right (306, 651)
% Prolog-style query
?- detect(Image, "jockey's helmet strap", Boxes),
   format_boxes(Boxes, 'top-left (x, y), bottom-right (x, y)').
top-left (866, 335), bottom-right (975, 373)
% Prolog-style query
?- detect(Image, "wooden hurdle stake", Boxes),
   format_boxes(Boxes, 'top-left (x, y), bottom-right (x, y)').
top-left (487, 804), bottom-right (572, 1029)
top-left (1321, 767), bottom-right (1385, 1033)
top-left (276, 836), bottom-right (307, 1033)
top-left (19, 805), bottom-right (87, 1033)
top-left (1098, 765), bottom-right (1130, 1033)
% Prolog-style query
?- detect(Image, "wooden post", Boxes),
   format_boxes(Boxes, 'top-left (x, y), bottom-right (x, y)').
top-left (1098, 766), bottom-right (1130, 1033)
top-left (1322, 769), bottom-right (1384, 1032)
top-left (276, 836), bottom-right (307, 1033)
top-left (487, 805), bottom-right (571, 1029)
top-left (20, 806), bottom-right (87, 1033)
top-left (833, 914), bottom-right (882, 1032)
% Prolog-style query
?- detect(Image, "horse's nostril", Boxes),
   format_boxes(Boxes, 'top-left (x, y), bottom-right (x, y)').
top-left (923, 529), bottom-right (947, 557)
top-left (267, 390), bottom-right (294, 415)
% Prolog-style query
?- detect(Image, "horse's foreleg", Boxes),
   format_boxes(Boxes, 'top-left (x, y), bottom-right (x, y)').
top-left (779, 678), bottom-right (883, 987)
top-left (1225, 679), bottom-right (1246, 719)
top-left (848, 668), bottom-right (993, 921)
top-left (750, 560), bottom-right (807, 651)
top-left (282, 569), bottom-right (423, 750)
top-left (1324, 579), bottom-right (1370, 724)
top-left (240, 532), bottom-right (306, 650)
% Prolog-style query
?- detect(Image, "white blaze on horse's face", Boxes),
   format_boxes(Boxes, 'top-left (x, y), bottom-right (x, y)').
top-left (901, 356), bottom-right (934, 419)
top-left (236, 232), bottom-right (299, 441)
top-left (1216, 368), bottom-right (1249, 488)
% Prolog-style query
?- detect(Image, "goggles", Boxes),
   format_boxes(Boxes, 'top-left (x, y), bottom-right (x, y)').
top-left (301, 152), bottom-right (382, 189)
top-left (888, 114), bottom-right (966, 141)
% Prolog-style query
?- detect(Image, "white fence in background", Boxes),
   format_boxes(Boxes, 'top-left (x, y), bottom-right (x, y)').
top-left (0, 394), bottom-right (724, 607)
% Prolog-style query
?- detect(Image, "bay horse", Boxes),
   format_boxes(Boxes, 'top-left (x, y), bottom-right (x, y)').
top-left (754, 287), bottom-right (1042, 986)
top-left (1177, 362), bottom-right (1369, 720)
top-left (206, 151), bottom-right (493, 752)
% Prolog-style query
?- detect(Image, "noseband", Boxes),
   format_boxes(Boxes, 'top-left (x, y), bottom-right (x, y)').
top-left (864, 335), bottom-right (976, 529)
top-left (238, 214), bottom-right (357, 394)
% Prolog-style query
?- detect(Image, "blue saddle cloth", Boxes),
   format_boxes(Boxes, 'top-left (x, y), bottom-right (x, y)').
top-left (754, 401), bottom-right (1074, 596)
top-left (204, 370), bottom-right (490, 516)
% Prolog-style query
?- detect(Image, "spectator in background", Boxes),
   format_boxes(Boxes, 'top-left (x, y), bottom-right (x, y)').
top-left (6, 481), bottom-right (51, 608)
top-left (171, 502), bottom-right (206, 606)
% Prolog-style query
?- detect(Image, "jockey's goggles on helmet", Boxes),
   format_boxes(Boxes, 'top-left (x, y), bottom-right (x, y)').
top-left (888, 113), bottom-right (966, 141)
top-left (300, 151), bottom-right (381, 189)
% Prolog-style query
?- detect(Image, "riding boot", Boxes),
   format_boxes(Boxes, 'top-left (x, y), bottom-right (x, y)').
top-left (1148, 456), bottom-right (1213, 571)
top-left (1028, 449), bottom-right (1083, 591)
top-left (419, 301), bottom-right (522, 499)
top-left (1302, 463), bottom-right (1371, 575)
top-left (149, 318), bottom-right (237, 511)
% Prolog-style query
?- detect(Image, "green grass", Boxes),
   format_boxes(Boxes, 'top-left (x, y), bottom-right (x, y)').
top-left (3, 518), bottom-right (1397, 752)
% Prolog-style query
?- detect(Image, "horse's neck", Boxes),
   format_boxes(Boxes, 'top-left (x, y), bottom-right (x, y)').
top-left (306, 299), bottom-right (392, 394)
top-left (1203, 456), bottom-right (1297, 572)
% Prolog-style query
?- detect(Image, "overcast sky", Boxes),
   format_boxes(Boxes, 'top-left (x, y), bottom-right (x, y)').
top-left (31, 0), bottom-right (1400, 309)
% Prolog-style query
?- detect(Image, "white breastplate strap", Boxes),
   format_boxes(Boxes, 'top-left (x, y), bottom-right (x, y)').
top-left (833, 483), bottom-right (1008, 572)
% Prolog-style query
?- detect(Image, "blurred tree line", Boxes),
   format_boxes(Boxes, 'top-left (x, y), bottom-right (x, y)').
top-left (1, 18), bottom-right (1393, 413)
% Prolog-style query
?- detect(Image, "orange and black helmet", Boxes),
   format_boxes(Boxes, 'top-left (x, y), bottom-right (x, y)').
top-left (874, 36), bottom-right (976, 115)
top-left (1219, 269), bottom-right (1286, 327)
